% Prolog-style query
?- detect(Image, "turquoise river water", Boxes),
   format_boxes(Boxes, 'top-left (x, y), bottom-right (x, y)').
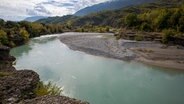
top-left (10, 35), bottom-right (184, 104)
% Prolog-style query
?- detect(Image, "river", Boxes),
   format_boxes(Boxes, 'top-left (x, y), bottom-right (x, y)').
top-left (10, 34), bottom-right (184, 104)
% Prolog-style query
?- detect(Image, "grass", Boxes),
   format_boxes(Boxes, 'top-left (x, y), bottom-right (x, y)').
top-left (34, 81), bottom-right (63, 97)
top-left (0, 71), bottom-right (12, 77)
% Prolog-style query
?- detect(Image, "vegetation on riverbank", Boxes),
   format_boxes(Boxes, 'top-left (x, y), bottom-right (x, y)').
top-left (37, 0), bottom-right (184, 45)
top-left (0, 0), bottom-right (183, 47)
top-left (34, 81), bottom-right (63, 97)
top-left (0, 20), bottom-right (64, 47)
top-left (0, 46), bottom-right (88, 104)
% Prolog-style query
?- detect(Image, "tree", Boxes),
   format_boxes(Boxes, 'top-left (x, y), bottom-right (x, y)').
top-left (5, 21), bottom-right (20, 28)
top-left (178, 16), bottom-right (184, 32)
top-left (19, 28), bottom-right (30, 42)
top-left (0, 19), bottom-right (5, 28)
top-left (30, 23), bottom-right (44, 37)
top-left (168, 9), bottom-right (182, 28)
top-left (140, 22), bottom-right (152, 32)
top-left (0, 29), bottom-right (8, 45)
top-left (124, 13), bottom-right (138, 27)
top-left (153, 9), bottom-right (171, 31)
top-left (162, 29), bottom-right (175, 43)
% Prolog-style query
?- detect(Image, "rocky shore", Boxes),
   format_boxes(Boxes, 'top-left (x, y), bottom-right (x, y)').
top-left (0, 46), bottom-right (89, 104)
top-left (59, 32), bottom-right (184, 70)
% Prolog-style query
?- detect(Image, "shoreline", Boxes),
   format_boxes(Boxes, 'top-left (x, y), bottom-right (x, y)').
top-left (0, 44), bottom-right (89, 103)
top-left (59, 32), bottom-right (184, 70)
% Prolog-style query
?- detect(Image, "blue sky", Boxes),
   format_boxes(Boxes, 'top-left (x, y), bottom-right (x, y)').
top-left (0, 0), bottom-right (108, 21)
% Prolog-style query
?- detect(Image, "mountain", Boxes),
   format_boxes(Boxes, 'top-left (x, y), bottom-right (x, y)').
top-left (36, 15), bottom-right (78, 24)
top-left (24, 16), bottom-right (47, 22)
top-left (74, 0), bottom-right (155, 16)
top-left (36, 0), bottom-right (184, 27)
top-left (72, 0), bottom-right (184, 27)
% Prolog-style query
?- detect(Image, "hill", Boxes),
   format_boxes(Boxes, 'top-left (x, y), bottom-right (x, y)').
top-left (24, 16), bottom-right (47, 22)
top-left (36, 0), bottom-right (156, 24)
top-left (36, 0), bottom-right (184, 27)
top-left (36, 15), bottom-right (78, 24)
top-left (71, 0), bottom-right (184, 27)
top-left (74, 0), bottom-right (155, 16)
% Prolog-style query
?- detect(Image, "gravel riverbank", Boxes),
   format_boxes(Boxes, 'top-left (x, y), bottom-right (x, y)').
top-left (59, 32), bottom-right (184, 70)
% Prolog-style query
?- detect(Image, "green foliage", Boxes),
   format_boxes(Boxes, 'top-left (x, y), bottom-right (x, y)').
top-left (5, 21), bottom-right (20, 28)
top-left (178, 16), bottom-right (184, 32)
top-left (135, 34), bottom-right (144, 41)
top-left (140, 22), bottom-right (152, 31)
top-left (0, 19), bottom-right (64, 47)
top-left (0, 0), bottom-right (183, 46)
top-left (75, 26), bottom-right (111, 33)
top-left (0, 72), bottom-right (12, 77)
top-left (125, 13), bottom-right (138, 27)
top-left (19, 28), bottom-right (30, 42)
top-left (34, 81), bottom-right (63, 97)
top-left (0, 19), bottom-right (5, 27)
top-left (0, 29), bottom-right (8, 45)
top-left (30, 23), bottom-right (44, 37)
top-left (162, 29), bottom-right (176, 43)
top-left (153, 9), bottom-right (171, 30)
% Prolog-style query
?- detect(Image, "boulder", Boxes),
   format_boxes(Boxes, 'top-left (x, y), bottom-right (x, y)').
top-left (0, 70), bottom-right (40, 103)
top-left (0, 46), bottom-right (16, 71)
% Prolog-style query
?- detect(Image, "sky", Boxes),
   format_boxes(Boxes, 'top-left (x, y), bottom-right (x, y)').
top-left (0, 0), bottom-right (108, 21)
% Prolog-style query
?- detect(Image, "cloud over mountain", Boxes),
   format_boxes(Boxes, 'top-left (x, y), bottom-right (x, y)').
top-left (0, 0), bottom-right (108, 21)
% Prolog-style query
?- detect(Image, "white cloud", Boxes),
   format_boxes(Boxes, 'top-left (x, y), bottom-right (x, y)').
top-left (0, 0), bottom-right (108, 21)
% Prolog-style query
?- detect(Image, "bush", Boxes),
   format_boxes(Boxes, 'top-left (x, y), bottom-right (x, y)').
top-left (135, 34), bottom-right (144, 41)
top-left (125, 13), bottom-right (138, 27)
top-left (116, 34), bottom-right (122, 40)
top-left (0, 72), bottom-right (12, 77)
top-left (19, 28), bottom-right (30, 42)
top-left (162, 29), bottom-right (176, 43)
top-left (140, 22), bottom-right (152, 31)
top-left (0, 29), bottom-right (8, 45)
top-left (34, 81), bottom-right (63, 97)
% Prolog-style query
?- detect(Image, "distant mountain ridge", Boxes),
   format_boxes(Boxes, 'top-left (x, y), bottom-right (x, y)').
top-left (36, 0), bottom-right (183, 27)
top-left (24, 16), bottom-right (47, 22)
top-left (74, 0), bottom-right (155, 16)
top-left (36, 15), bottom-right (78, 24)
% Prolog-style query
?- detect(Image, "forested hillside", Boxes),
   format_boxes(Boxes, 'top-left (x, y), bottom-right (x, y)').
top-left (36, 0), bottom-right (184, 44)
top-left (37, 0), bottom-right (184, 29)
top-left (37, 15), bottom-right (78, 24)
top-left (74, 0), bottom-right (155, 16)
top-left (2, 0), bottom-right (183, 47)
top-left (24, 16), bottom-right (47, 22)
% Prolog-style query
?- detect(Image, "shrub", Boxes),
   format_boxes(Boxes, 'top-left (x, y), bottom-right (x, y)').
top-left (0, 29), bottom-right (8, 45)
top-left (125, 13), bottom-right (138, 27)
top-left (0, 72), bottom-right (12, 77)
top-left (140, 22), bottom-right (152, 32)
top-left (135, 34), bottom-right (144, 41)
top-left (116, 34), bottom-right (122, 40)
top-left (34, 81), bottom-right (63, 97)
top-left (19, 28), bottom-right (30, 42)
top-left (162, 29), bottom-right (176, 43)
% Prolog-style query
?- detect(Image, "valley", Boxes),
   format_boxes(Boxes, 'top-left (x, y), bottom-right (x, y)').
top-left (0, 0), bottom-right (184, 104)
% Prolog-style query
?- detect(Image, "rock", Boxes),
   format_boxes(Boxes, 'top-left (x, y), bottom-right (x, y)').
top-left (0, 45), bottom-right (89, 104)
top-left (0, 46), bottom-right (16, 71)
top-left (19, 95), bottom-right (89, 104)
top-left (0, 70), bottom-right (40, 104)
